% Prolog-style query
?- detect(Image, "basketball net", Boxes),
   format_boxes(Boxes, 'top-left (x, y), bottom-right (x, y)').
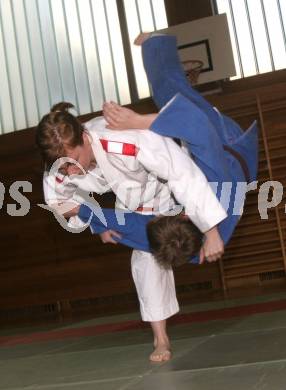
top-left (181, 60), bottom-right (204, 85)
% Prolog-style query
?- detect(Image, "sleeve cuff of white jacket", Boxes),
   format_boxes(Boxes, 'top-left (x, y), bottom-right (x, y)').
top-left (185, 205), bottom-right (227, 233)
top-left (191, 211), bottom-right (227, 233)
top-left (67, 215), bottom-right (89, 229)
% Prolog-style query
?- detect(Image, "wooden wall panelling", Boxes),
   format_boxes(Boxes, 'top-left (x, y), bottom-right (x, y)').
top-left (256, 95), bottom-right (286, 270)
top-left (208, 85), bottom-right (286, 290)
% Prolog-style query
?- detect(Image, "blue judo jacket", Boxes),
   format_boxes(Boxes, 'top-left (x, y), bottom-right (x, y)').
top-left (78, 35), bottom-right (258, 263)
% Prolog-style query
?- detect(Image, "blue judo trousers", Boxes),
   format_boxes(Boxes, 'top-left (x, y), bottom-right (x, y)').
top-left (78, 35), bottom-right (259, 264)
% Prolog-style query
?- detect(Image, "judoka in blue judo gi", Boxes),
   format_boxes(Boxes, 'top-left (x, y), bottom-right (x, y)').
top-left (37, 33), bottom-right (258, 363)
top-left (77, 33), bottom-right (258, 266)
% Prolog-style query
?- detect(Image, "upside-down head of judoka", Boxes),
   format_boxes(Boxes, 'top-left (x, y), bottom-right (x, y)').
top-left (35, 102), bottom-right (95, 176)
top-left (146, 215), bottom-right (203, 268)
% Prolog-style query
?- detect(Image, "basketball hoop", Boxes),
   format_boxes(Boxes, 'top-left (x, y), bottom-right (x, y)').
top-left (181, 60), bottom-right (204, 85)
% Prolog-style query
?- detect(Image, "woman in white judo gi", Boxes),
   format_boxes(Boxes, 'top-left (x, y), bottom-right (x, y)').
top-left (36, 34), bottom-right (228, 362)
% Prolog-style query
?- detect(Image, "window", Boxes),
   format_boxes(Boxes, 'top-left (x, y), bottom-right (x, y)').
top-left (215, 0), bottom-right (286, 79)
top-left (124, 0), bottom-right (168, 99)
top-left (0, 0), bottom-right (168, 134)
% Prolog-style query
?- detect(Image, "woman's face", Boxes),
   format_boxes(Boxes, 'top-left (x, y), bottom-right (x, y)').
top-left (60, 132), bottom-right (95, 176)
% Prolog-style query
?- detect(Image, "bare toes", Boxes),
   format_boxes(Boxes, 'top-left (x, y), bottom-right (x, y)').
top-left (149, 348), bottom-right (172, 363)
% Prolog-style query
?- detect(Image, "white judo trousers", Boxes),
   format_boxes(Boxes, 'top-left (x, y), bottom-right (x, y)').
top-left (131, 250), bottom-right (179, 321)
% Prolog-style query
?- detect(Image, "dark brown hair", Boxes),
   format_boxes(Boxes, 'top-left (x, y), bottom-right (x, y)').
top-left (35, 102), bottom-right (84, 168)
top-left (147, 215), bottom-right (203, 268)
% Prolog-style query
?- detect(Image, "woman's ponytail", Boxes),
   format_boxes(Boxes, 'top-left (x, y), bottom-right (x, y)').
top-left (50, 102), bottom-right (74, 113)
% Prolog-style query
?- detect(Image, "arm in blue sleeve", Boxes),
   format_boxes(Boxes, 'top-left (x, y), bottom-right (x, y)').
top-left (78, 204), bottom-right (153, 252)
top-left (78, 203), bottom-right (108, 234)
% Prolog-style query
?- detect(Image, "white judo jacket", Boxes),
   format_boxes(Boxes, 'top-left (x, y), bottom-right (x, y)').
top-left (43, 116), bottom-right (227, 233)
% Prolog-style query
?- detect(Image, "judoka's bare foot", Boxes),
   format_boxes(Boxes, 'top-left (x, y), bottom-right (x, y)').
top-left (150, 339), bottom-right (172, 362)
top-left (134, 32), bottom-right (152, 46)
